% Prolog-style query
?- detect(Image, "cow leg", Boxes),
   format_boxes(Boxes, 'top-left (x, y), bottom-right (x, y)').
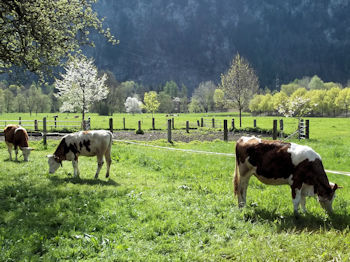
top-left (94, 155), bottom-right (104, 179)
top-left (72, 159), bottom-right (80, 178)
top-left (292, 188), bottom-right (301, 216)
top-left (14, 146), bottom-right (19, 161)
top-left (6, 142), bottom-right (13, 161)
top-left (236, 166), bottom-right (252, 208)
top-left (300, 196), bottom-right (307, 213)
top-left (104, 150), bottom-right (112, 178)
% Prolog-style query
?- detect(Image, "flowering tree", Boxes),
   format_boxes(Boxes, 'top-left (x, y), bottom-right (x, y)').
top-left (125, 97), bottom-right (142, 114)
top-left (278, 96), bottom-right (311, 118)
top-left (55, 56), bottom-right (108, 121)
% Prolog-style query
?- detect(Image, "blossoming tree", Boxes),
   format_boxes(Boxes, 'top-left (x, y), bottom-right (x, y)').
top-left (55, 56), bottom-right (108, 122)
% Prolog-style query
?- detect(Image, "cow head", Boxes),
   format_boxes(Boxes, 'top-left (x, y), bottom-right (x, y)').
top-left (47, 154), bottom-right (62, 174)
top-left (318, 182), bottom-right (339, 213)
top-left (21, 147), bottom-right (33, 161)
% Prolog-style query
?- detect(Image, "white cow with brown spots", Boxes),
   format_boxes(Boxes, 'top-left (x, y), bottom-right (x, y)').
top-left (47, 130), bottom-right (113, 178)
top-left (4, 125), bottom-right (33, 161)
top-left (234, 136), bottom-right (340, 215)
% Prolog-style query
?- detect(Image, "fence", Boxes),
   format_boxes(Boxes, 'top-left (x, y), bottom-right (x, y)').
top-left (1, 116), bottom-right (310, 144)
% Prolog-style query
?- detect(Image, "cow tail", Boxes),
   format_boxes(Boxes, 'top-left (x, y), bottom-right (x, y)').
top-left (108, 131), bottom-right (113, 150)
top-left (233, 148), bottom-right (240, 196)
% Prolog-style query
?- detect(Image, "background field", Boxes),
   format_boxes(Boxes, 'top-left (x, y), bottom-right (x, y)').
top-left (1, 113), bottom-right (350, 261)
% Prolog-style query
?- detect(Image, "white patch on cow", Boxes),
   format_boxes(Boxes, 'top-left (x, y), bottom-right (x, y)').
top-left (241, 136), bottom-right (261, 143)
top-left (14, 126), bottom-right (25, 134)
top-left (287, 143), bottom-right (321, 166)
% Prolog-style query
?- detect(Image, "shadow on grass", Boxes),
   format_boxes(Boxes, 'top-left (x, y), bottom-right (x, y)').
top-left (48, 175), bottom-right (120, 186)
top-left (243, 207), bottom-right (350, 232)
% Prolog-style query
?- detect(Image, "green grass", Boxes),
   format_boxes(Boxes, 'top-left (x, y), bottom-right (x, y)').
top-left (1, 135), bottom-right (350, 261)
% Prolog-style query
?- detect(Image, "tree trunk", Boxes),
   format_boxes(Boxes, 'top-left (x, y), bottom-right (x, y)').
top-left (239, 107), bottom-right (242, 127)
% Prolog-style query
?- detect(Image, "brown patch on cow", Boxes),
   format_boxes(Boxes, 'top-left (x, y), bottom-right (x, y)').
top-left (83, 131), bottom-right (90, 135)
top-left (236, 139), bottom-right (294, 180)
top-left (4, 125), bottom-right (29, 148)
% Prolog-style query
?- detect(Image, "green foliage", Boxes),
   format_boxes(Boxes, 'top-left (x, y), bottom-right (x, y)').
top-left (0, 0), bottom-right (117, 75)
top-left (143, 91), bottom-right (160, 115)
top-left (163, 81), bottom-right (179, 98)
top-left (188, 98), bottom-right (205, 113)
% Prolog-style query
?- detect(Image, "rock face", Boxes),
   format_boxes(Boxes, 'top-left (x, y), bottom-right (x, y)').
top-left (90, 0), bottom-right (350, 92)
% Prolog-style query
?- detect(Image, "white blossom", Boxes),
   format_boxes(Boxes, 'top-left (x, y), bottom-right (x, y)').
top-left (55, 56), bottom-right (108, 120)
top-left (125, 97), bottom-right (142, 114)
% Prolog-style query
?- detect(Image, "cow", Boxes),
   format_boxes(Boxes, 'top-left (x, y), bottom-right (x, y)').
top-left (4, 125), bottom-right (33, 161)
top-left (233, 136), bottom-right (340, 216)
top-left (47, 130), bottom-right (113, 179)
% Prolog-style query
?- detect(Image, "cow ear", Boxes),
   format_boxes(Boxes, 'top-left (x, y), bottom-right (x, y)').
top-left (46, 154), bottom-right (53, 158)
top-left (29, 147), bottom-right (35, 151)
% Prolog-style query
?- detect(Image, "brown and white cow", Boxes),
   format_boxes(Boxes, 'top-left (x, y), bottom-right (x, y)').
top-left (233, 136), bottom-right (339, 215)
top-left (47, 130), bottom-right (113, 178)
top-left (4, 125), bottom-right (33, 161)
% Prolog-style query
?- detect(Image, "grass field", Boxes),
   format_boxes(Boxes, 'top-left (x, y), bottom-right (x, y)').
top-left (1, 113), bottom-right (350, 261)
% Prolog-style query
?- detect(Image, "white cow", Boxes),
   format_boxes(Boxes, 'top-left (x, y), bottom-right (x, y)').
top-left (47, 130), bottom-right (113, 178)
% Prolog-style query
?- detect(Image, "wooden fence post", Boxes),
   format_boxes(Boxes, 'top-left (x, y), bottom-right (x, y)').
top-left (138, 120), bottom-right (142, 131)
top-left (123, 117), bottom-right (126, 130)
top-left (88, 117), bottom-right (91, 130)
top-left (254, 119), bottom-right (257, 128)
top-left (54, 115), bottom-right (58, 129)
top-left (273, 120), bottom-right (277, 140)
top-left (109, 118), bottom-right (113, 133)
top-left (279, 119), bottom-right (284, 138)
top-left (167, 119), bottom-right (172, 143)
top-left (201, 118), bottom-right (204, 127)
top-left (19, 117), bottom-right (21, 125)
top-left (34, 120), bottom-right (38, 131)
top-left (172, 118), bottom-right (175, 129)
top-left (186, 121), bottom-right (189, 133)
top-left (197, 120), bottom-right (200, 127)
top-left (152, 118), bottom-right (155, 130)
top-left (305, 120), bottom-right (309, 139)
top-left (231, 119), bottom-right (235, 130)
top-left (43, 117), bottom-right (47, 147)
top-left (224, 120), bottom-right (228, 141)
top-left (212, 118), bottom-right (215, 128)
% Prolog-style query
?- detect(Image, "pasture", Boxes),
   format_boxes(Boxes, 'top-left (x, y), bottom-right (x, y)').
top-left (1, 115), bottom-right (350, 261)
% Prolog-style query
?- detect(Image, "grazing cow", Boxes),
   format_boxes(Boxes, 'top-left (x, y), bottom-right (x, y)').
top-left (4, 125), bottom-right (33, 161)
top-left (234, 136), bottom-right (339, 215)
top-left (47, 130), bottom-right (113, 178)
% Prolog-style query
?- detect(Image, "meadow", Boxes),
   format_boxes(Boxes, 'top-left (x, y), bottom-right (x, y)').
top-left (1, 113), bottom-right (350, 261)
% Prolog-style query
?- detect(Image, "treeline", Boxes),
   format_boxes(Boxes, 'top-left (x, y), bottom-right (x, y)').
top-left (249, 76), bottom-right (350, 117)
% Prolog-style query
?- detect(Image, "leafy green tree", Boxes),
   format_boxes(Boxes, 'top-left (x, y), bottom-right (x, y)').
top-left (281, 83), bottom-right (302, 96)
top-left (0, 0), bottom-right (116, 74)
top-left (188, 98), bottom-right (204, 113)
top-left (163, 81), bottom-right (179, 98)
top-left (0, 89), bottom-right (4, 114)
top-left (291, 88), bottom-right (307, 99)
top-left (306, 90), bottom-right (327, 116)
top-left (213, 89), bottom-right (225, 112)
top-left (324, 82), bottom-right (342, 90)
top-left (158, 92), bottom-right (173, 113)
top-left (272, 92), bottom-right (288, 114)
top-left (335, 88), bottom-right (350, 117)
top-left (249, 94), bottom-right (264, 114)
top-left (220, 53), bottom-right (259, 127)
top-left (3, 89), bottom-right (14, 112)
top-left (308, 75), bottom-right (325, 90)
top-left (259, 94), bottom-right (274, 114)
top-left (144, 91), bottom-right (160, 116)
top-left (15, 93), bottom-right (27, 113)
top-left (325, 87), bottom-right (341, 116)
top-left (26, 83), bottom-right (41, 115)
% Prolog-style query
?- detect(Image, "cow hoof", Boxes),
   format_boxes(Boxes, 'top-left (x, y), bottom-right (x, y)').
top-left (105, 174), bottom-right (109, 178)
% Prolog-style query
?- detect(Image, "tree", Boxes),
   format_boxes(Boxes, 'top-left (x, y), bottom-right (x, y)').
top-left (192, 81), bottom-right (216, 112)
top-left (249, 94), bottom-right (264, 115)
top-left (3, 89), bottom-right (14, 113)
top-left (55, 56), bottom-right (108, 121)
top-left (281, 83), bottom-right (302, 96)
top-left (125, 97), bottom-right (142, 114)
top-left (325, 87), bottom-right (341, 116)
top-left (213, 89), bottom-right (225, 111)
top-left (188, 98), bottom-right (204, 113)
top-left (26, 83), bottom-right (41, 116)
top-left (144, 91), bottom-right (160, 116)
top-left (308, 75), bottom-right (325, 90)
top-left (335, 88), bottom-right (350, 117)
top-left (163, 81), bottom-right (179, 98)
top-left (220, 53), bottom-right (259, 127)
top-left (158, 92), bottom-right (173, 113)
top-left (0, 89), bottom-right (4, 114)
top-left (0, 0), bottom-right (116, 74)
top-left (272, 92), bottom-right (288, 115)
